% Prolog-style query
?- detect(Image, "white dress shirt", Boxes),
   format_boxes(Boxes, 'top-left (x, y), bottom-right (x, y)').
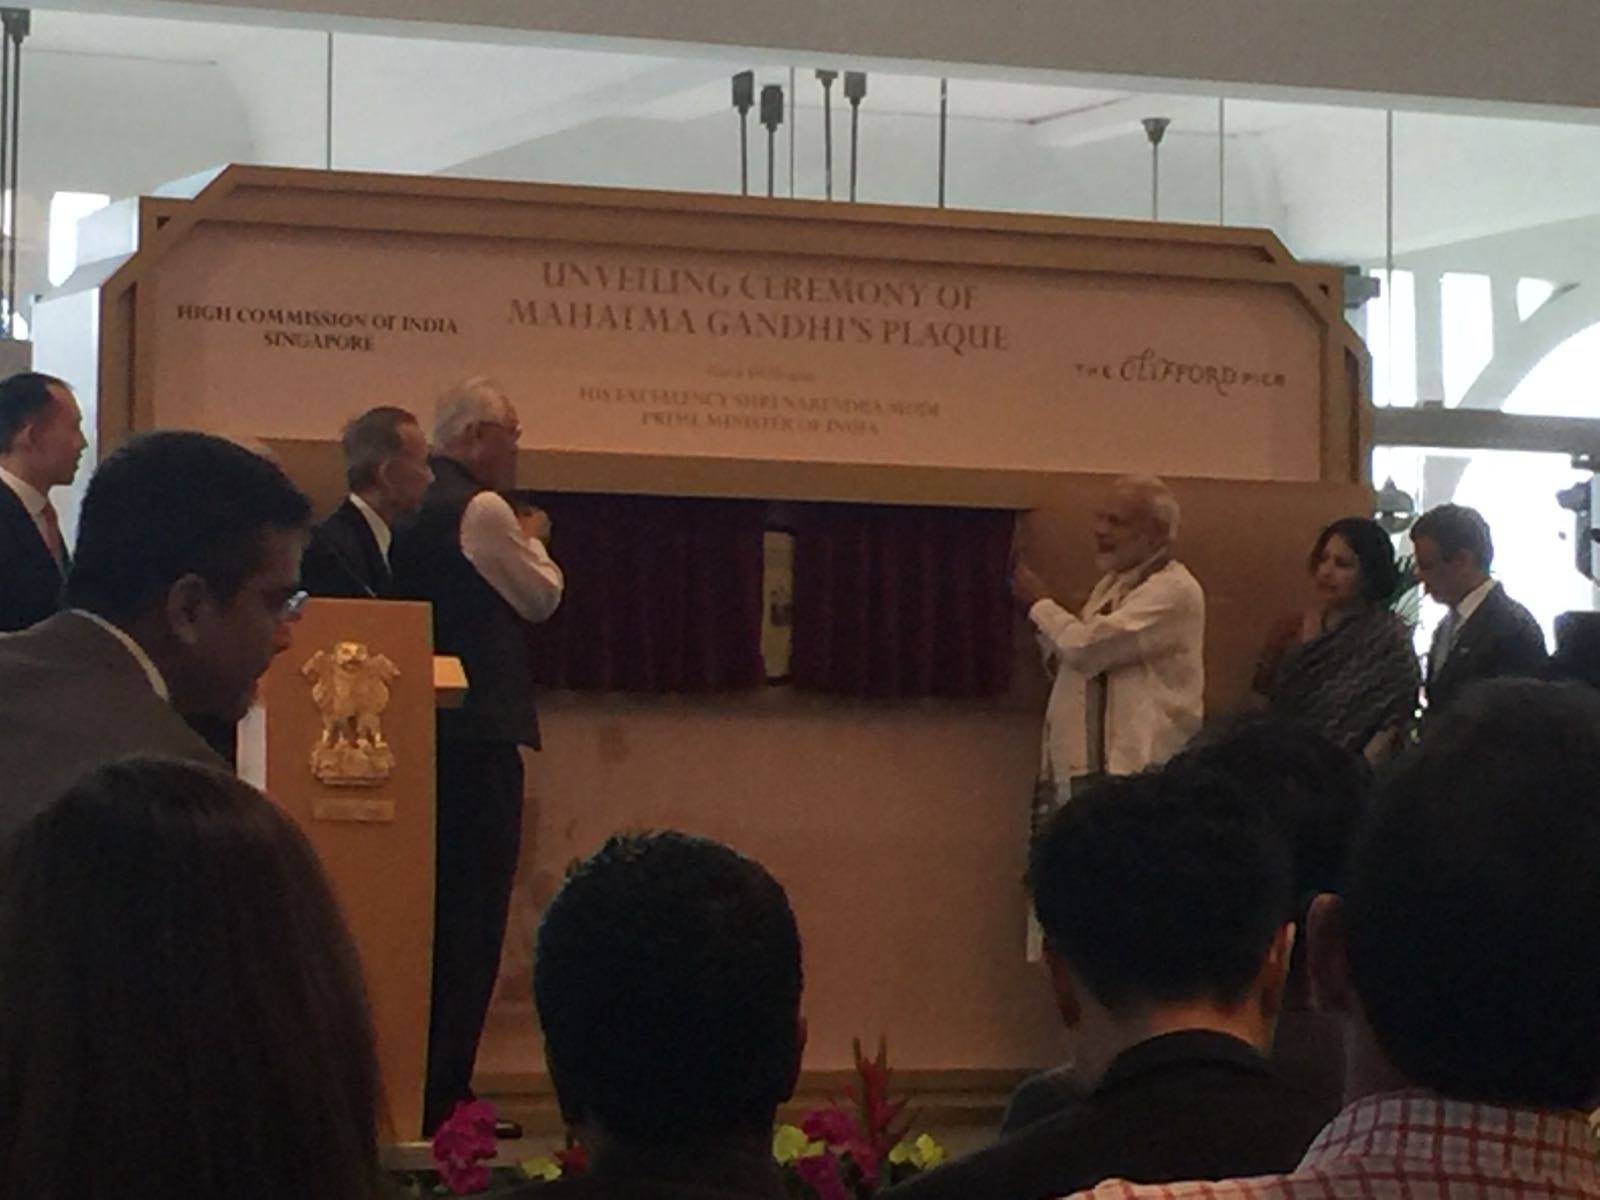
top-left (1454, 575), bottom-right (1497, 626)
top-left (1431, 576), bottom-right (1497, 679)
top-left (347, 492), bottom-right (392, 564)
top-left (460, 491), bottom-right (564, 622)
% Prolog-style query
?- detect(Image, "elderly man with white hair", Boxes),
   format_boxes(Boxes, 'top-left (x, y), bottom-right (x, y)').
top-left (1012, 475), bottom-right (1205, 823)
top-left (390, 375), bottom-right (564, 1135)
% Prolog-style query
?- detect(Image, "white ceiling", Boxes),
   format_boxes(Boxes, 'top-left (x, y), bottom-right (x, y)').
top-left (12, 7), bottom-right (1600, 310)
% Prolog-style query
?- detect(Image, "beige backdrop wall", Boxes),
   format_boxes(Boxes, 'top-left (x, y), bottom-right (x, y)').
top-left (75, 167), bottom-right (1374, 1111)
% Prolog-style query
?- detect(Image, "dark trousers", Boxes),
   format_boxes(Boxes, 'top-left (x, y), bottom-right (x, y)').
top-left (423, 739), bottom-right (524, 1134)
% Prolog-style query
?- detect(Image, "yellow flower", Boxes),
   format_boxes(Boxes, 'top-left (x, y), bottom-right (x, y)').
top-left (773, 1124), bottom-right (823, 1164)
top-left (520, 1156), bottom-right (564, 1181)
top-left (888, 1134), bottom-right (946, 1170)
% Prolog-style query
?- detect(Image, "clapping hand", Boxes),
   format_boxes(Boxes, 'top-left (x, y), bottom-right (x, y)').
top-left (518, 506), bottom-right (552, 545)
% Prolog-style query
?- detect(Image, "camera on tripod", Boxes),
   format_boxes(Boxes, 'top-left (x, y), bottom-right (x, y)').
top-left (1556, 476), bottom-right (1599, 581)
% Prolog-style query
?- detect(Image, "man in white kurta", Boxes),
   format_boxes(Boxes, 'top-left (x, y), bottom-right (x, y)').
top-left (1013, 476), bottom-right (1206, 820)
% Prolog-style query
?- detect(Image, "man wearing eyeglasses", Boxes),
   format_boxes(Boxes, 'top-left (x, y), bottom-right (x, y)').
top-left (0, 430), bottom-right (313, 849)
top-left (391, 375), bottom-right (564, 1135)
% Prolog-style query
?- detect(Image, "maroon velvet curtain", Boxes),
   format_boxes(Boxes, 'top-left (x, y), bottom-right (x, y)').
top-left (790, 503), bottom-right (1017, 698)
top-left (529, 493), bottom-right (766, 692)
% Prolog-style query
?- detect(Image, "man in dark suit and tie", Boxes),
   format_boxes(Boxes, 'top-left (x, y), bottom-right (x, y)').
top-left (1411, 503), bottom-right (1547, 721)
top-left (0, 430), bottom-right (313, 847)
top-left (0, 372), bottom-right (87, 632)
top-left (301, 405), bottom-right (433, 599)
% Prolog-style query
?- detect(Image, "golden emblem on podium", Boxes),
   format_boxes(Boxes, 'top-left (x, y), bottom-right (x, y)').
top-left (301, 641), bottom-right (401, 796)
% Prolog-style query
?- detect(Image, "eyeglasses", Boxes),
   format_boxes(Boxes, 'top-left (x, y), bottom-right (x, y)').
top-left (480, 419), bottom-right (522, 441)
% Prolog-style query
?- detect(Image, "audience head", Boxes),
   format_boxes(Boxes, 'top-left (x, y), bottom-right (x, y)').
top-left (341, 405), bottom-right (432, 520)
top-left (535, 831), bottom-right (804, 1147)
top-left (1176, 714), bottom-right (1370, 1003)
top-left (434, 376), bottom-right (521, 492)
top-left (1179, 713), bottom-right (1371, 904)
top-left (1410, 504), bottom-right (1494, 607)
top-left (1308, 516), bottom-right (1400, 611)
top-left (64, 431), bottom-right (312, 722)
top-left (0, 372), bottom-right (85, 491)
top-left (0, 758), bottom-right (383, 1200)
top-left (1029, 766), bottom-right (1295, 1065)
top-left (1094, 475), bottom-right (1180, 574)
top-left (1315, 680), bottom-right (1600, 1110)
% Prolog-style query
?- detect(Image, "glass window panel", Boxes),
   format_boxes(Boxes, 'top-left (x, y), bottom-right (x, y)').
top-left (1441, 272), bottom-right (1493, 407)
top-left (1392, 110), bottom-right (1600, 419)
top-left (48, 191), bottom-right (110, 287)
top-left (1518, 278), bottom-right (1557, 321)
top-left (1376, 445), bottom-right (1595, 652)
top-left (1365, 270), bottom-right (1418, 408)
top-left (1217, 99), bottom-right (1386, 263)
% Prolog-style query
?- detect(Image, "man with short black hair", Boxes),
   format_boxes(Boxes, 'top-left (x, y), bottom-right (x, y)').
top-left (302, 405), bottom-right (433, 598)
top-left (1175, 715), bottom-right (1371, 1122)
top-left (0, 372), bottom-right (86, 631)
top-left (522, 831), bottom-right (803, 1200)
top-left (1003, 715), bottom-right (1371, 1138)
top-left (1074, 679), bottom-right (1600, 1200)
top-left (0, 430), bottom-right (312, 846)
top-left (1410, 503), bottom-right (1545, 718)
top-left (888, 767), bottom-right (1323, 1200)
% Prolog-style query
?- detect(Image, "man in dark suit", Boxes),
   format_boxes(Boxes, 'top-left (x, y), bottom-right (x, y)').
top-left (1411, 503), bottom-right (1547, 719)
top-left (302, 405), bottom-right (432, 599)
top-left (885, 767), bottom-right (1324, 1200)
top-left (0, 372), bottom-right (87, 631)
top-left (390, 376), bottom-right (563, 1133)
top-left (512, 832), bottom-right (801, 1200)
top-left (0, 431), bottom-right (312, 847)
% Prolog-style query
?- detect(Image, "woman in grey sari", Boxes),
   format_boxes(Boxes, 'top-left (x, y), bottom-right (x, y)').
top-left (1254, 517), bottom-right (1421, 762)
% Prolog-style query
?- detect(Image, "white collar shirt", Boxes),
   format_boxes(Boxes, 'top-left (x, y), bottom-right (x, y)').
top-left (0, 462), bottom-right (46, 520)
top-left (348, 492), bottom-right (392, 564)
top-left (1454, 576), bottom-right (1497, 626)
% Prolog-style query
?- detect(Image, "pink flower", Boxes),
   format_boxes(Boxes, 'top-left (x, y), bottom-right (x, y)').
top-left (794, 1152), bottom-right (852, 1200)
top-left (431, 1099), bottom-right (500, 1195)
top-left (801, 1106), bottom-right (879, 1186)
top-left (802, 1106), bottom-right (861, 1147)
top-left (437, 1161), bottom-right (491, 1195)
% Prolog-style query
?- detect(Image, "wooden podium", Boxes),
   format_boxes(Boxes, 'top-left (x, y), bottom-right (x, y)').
top-left (239, 597), bottom-right (444, 1139)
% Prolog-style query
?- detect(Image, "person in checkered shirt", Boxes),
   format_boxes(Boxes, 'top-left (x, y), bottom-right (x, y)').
top-left (1071, 679), bottom-right (1600, 1200)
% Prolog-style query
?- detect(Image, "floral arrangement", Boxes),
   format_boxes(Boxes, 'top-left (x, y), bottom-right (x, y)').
top-left (774, 1038), bottom-right (945, 1200)
top-left (397, 1040), bottom-right (943, 1198)
top-left (394, 1100), bottom-right (567, 1197)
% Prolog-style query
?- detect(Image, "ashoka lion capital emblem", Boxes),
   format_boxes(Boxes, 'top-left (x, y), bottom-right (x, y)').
top-left (302, 641), bottom-right (400, 786)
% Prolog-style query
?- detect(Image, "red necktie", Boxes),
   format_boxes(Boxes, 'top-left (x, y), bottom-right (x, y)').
top-left (38, 500), bottom-right (64, 569)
